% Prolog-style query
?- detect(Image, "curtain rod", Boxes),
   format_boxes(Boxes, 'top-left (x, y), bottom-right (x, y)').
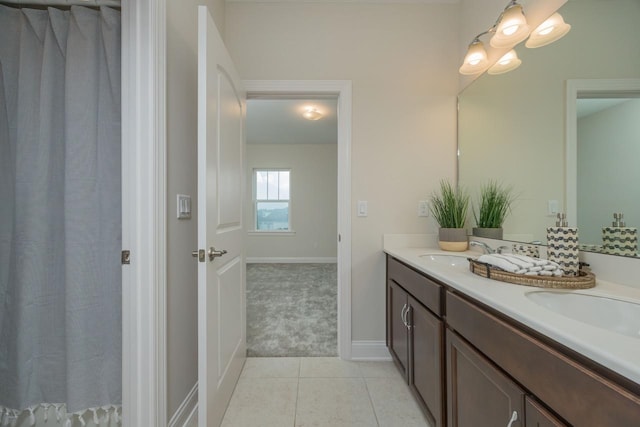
top-left (1, 0), bottom-right (120, 6)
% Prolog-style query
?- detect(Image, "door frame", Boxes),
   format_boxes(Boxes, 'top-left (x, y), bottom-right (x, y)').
top-left (121, 0), bottom-right (168, 424)
top-left (244, 80), bottom-right (353, 359)
top-left (565, 78), bottom-right (640, 227)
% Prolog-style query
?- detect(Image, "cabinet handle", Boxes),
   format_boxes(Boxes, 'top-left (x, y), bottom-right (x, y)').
top-left (401, 304), bottom-right (408, 327)
top-left (506, 411), bottom-right (518, 427)
top-left (405, 306), bottom-right (412, 330)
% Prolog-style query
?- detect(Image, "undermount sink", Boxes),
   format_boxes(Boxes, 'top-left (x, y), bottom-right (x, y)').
top-left (419, 254), bottom-right (470, 269)
top-left (526, 291), bottom-right (640, 339)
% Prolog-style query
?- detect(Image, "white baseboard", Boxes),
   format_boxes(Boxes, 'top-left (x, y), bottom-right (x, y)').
top-left (350, 340), bottom-right (392, 361)
top-left (246, 257), bottom-right (337, 264)
top-left (168, 382), bottom-right (198, 427)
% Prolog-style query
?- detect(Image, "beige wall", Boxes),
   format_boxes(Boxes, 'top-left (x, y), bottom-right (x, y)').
top-left (226, 2), bottom-right (460, 342)
top-left (165, 0), bottom-right (224, 418)
top-left (246, 144), bottom-right (338, 260)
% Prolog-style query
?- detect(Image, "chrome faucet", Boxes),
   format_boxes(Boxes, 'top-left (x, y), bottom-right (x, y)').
top-left (470, 240), bottom-right (509, 254)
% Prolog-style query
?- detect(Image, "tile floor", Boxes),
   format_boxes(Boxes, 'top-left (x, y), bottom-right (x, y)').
top-left (221, 357), bottom-right (432, 427)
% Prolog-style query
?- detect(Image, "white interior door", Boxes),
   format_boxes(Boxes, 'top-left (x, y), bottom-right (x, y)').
top-left (197, 6), bottom-right (246, 426)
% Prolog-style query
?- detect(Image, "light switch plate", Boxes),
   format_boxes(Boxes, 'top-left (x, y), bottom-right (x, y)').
top-left (547, 199), bottom-right (559, 216)
top-left (357, 200), bottom-right (368, 217)
top-left (177, 194), bottom-right (192, 219)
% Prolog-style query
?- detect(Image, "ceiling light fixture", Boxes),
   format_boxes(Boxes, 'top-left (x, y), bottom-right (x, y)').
top-left (490, 2), bottom-right (530, 48)
top-left (459, 39), bottom-right (489, 75)
top-left (525, 13), bottom-right (571, 48)
top-left (487, 50), bottom-right (522, 75)
top-left (458, 1), bottom-right (570, 76)
top-left (302, 107), bottom-right (323, 121)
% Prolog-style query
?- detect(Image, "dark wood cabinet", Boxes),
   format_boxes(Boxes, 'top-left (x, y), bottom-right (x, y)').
top-left (387, 279), bottom-right (409, 375)
top-left (387, 256), bottom-right (444, 427)
top-left (409, 295), bottom-right (444, 427)
top-left (447, 291), bottom-right (640, 426)
top-left (447, 330), bottom-right (525, 427)
top-left (525, 397), bottom-right (567, 427)
top-left (385, 255), bottom-right (640, 427)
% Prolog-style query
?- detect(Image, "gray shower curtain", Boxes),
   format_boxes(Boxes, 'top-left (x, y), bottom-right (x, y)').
top-left (0, 4), bottom-right (121, 422)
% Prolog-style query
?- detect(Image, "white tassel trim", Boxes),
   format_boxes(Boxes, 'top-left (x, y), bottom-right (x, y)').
top-left (27, 407), bottom-right (36, 426)
top-left (0, 404), bottom-right (121, 426)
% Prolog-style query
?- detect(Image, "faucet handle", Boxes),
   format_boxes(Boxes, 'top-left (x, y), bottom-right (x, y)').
top-left (496, 245), bottom-right (510, 254)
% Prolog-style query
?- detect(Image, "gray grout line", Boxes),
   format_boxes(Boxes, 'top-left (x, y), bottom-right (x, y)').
top-left (293, 377), bottom-right (300, 427)
top-left (362, 375), bottom-right (382, 427)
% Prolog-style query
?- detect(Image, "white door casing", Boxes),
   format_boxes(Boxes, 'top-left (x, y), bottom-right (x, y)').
top-left (197, 6), bottom-right (247, 426)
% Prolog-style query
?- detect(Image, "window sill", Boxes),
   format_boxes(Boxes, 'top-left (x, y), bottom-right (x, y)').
top-left (248, 230), bottom-right (296, 237)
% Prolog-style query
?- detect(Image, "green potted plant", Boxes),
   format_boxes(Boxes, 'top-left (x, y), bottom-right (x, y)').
top-left (472, 180), bottom-right (515, 240)
top-left (430, 180), bottom-right (470, 251)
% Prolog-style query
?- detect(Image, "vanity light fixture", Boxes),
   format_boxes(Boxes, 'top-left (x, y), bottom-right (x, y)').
top-left (525, 13), bottom-right (571, 48)
top-left (490, 2), bottom-right (530, 48)
top-left (458, 1), bottom-right (570, 76)
top-left (488, 49), bottom-right (522, 75)
top-left (459, 39), bottom-right (489, 75)
top-left (302, 107), bottom-right (323, 121)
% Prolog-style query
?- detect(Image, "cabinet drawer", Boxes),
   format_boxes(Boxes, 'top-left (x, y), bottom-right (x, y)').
top-left (388, 256), bottom-right (442, 316)
top-left (446, 291), bottom-right (640, 426)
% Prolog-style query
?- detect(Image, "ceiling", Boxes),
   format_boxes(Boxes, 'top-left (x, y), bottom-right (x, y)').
top-left (246, 98), bottom-right (338, 145)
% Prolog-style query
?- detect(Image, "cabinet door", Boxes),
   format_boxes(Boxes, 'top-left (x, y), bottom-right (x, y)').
top-left (409, 296), bottom-right (444, 427)
top-left (447, 330), bottom-right (525, 427)
top-left (388, 279), bottom-right (409, 376)
top-left (525, 397), bottom-right (567, 427)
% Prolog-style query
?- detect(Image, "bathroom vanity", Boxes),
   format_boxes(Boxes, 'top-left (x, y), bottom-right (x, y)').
top-left (385, 248), bottom-right (640, 427)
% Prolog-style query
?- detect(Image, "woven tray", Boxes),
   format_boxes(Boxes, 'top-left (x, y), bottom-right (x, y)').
top-left (468, 259), bottom-right (596, 289)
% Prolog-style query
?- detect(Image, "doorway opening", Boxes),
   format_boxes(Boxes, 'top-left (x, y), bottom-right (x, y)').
top-left (244, 80), bottom-right (352, 359)
top-left (245, 97), bottom-right (338, 357)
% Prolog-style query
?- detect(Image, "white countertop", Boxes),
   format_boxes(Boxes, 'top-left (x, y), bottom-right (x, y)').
top-left (385, 246), bottom-right (640, 386)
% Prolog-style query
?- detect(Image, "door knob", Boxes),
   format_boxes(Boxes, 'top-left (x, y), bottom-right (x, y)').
top-left (207, 247), bottom-right (227, 261)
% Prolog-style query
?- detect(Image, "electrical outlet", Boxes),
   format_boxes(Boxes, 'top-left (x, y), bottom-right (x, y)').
top-left (547, 199), bottom-right (559, 216)
top-left (418, 200), bottom-right (429, 217)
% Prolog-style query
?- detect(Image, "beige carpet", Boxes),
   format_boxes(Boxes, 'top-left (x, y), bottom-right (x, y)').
top-left (246, 263), bottom-right (337, 357)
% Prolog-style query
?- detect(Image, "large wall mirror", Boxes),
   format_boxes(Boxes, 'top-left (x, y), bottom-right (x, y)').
top-left (458, 0), bottom-right (640, 257)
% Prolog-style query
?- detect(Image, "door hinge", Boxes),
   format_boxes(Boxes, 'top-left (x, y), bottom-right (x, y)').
top-left (121, 250), bottom-right (131, 265)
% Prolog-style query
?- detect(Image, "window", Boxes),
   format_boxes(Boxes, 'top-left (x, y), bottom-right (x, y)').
top-left (254, 169), bottom-right (291, 231)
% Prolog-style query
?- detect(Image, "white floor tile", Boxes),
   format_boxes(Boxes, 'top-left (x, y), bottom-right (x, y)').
top-left (366, 376), bottom-right (432, 427)
top-left (295, 378), bottom-right (378, 427)
top-left (223, 357), bottom-right (434, 427)
top-left (221, 378), bottom-right (298, 427)
top-left (299, 357), bottom-right (362, 378)
top-left (358, 361), bottom-right (403, 379)
top-left (240, 357), bottom-right (301, 378)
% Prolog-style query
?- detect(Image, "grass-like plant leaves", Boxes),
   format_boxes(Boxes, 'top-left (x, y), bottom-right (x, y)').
top-left (429, 180), bottom-right (469, 228)
top-left (473, 180), bottom-right (514, 228)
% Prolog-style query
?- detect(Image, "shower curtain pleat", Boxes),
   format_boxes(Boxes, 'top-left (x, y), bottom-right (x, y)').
top-left (0, 4), bottom-right (121, 419)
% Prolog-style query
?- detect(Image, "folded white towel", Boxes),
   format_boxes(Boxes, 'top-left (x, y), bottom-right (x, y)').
top-left (477, 254), bottom-right (520, 273)
top-left (494, 254), bottom-right (534, 269)
top-left (478, 254), bottom-right (565, 277)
